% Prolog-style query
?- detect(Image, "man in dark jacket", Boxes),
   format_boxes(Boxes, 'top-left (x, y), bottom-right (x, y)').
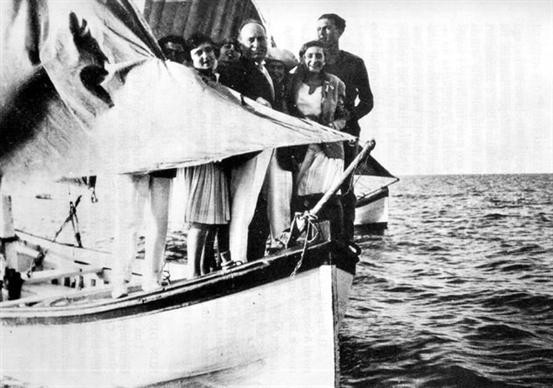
top-left (219, 20), bottom-right (277, 262)
top-left (220, 20), bottom-right (274, 107)
top-left (317, 13), bottom-right (374, 242)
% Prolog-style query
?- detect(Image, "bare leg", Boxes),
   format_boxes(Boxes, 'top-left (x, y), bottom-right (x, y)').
top-left (218, 223), bottom-right (239, 268)
top-left (266, 154), bottom-right (292, 246)
top-left (111, 175), bottom-right (147, 297)
top-left (229, 150), bottom-right (272, 262)
top-left (143, 177), bottom-right (171, 290)
top-left (187, 223), bottom-right (208, 278)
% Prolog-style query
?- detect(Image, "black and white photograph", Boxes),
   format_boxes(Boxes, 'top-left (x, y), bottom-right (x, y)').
top-left (1, 0), bottom-right (552, 386)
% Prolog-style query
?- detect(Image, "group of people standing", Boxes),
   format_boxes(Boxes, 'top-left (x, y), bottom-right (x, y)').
top-left (111, 13), bottom-right (373, 298)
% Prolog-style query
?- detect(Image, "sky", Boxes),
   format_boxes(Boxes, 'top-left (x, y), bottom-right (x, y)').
top-left (255, 0), bottom-right (553, 175)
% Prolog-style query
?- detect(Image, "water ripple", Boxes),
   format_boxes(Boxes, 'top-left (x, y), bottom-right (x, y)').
top-left (341, 174), bottom-right (553, 387)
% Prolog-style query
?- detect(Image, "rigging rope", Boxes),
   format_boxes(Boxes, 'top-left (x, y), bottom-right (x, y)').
top-left (290, 212), bottom-right (320, 277)
top-left (51, 178), bottom-right (98, 248)
top-left (52, 194), bottom-right (83, 247)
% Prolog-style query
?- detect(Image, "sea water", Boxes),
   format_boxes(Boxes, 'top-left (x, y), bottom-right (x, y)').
top-left (341, 174), bottom-right (553, 387)
top-left (4, 174), bottom-right (553, 387)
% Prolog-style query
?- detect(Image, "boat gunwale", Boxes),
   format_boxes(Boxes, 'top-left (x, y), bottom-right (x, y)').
top-left (356, 185), bottom-right (389, 206)
top-left (0, 239), bottom-right (357, 325)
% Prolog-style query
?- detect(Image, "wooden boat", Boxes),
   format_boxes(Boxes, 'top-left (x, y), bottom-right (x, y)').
top-left (1, 228), bottom-right (357, 387)
top-left (354, 154), bottom-right (399, 232)
top-left (0, 0), bottom-right (359, 386)
top-left (355, 185), bottom-right (390, 231)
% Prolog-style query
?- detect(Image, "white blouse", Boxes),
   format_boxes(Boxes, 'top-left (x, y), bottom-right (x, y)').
top-left (296, 83), bottom-right (322, 117)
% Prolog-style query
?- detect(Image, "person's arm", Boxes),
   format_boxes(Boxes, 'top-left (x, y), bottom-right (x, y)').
top-left (352, 58), bottom-right (373, 120)
top-left (330, 79), bottom-right (348, 131)
top-left (323, 79), bottom-right (347, 160)
top-left (284, 75), bottom-right (301, 118)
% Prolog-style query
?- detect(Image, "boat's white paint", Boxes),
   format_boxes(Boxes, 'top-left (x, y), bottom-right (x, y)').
top-left (1, 264), bottom-right (353, 387)
top-left (355, 195), bottom-right (388, 226)
top-left (336, 266), bottom-right (354, 324)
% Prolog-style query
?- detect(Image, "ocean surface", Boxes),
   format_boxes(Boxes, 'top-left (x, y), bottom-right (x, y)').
top-left (341, 174), bottom-right (553, 387)
top-left (4, 173), bottom-right (553, 387)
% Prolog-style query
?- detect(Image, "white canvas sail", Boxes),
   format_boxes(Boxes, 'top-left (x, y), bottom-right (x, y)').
top-left (0, 0), bottom-right (352, 187)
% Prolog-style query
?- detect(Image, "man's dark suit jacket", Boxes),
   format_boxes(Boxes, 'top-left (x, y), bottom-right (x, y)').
top-left (219, 57), bottom-right (274, 104)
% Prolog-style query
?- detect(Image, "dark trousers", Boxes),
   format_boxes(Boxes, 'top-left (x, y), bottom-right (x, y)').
top-left (340, 141), bottom-right (358, 242)
top-left (247, 194), bottom-right (270, 261)
top-left (293, 194), bottom-right (344, 242)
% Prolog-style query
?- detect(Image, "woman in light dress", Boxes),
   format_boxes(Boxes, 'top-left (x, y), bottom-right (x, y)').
top-left (286, 40), bottom-right (348, 240)
top-left (183, 33), bottom-right (238, 277)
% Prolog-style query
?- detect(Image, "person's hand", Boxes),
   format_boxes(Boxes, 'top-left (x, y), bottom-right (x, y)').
top-left (347, 137), bottom-right (358, 147)
top-left (322, 142), bottom-right (343, 158)
top-left (255, 97), bottom-right (271, 107)
top-left (309, 143), bottom-right (322, 153)
top-left (329, 119), bottom-right (346, 130)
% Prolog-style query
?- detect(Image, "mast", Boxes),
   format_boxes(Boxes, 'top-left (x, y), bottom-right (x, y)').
top-left (0, 175), bottom-right (18, 269)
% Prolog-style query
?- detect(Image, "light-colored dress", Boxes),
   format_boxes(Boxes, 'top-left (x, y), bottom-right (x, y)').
top-left (295, 83), bottom-right (344, 196)
top-left (183, 163), bottom-right (230, 224)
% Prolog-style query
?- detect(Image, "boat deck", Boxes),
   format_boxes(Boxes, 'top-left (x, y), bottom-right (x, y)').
top-left (1, 230), bottom-right (189, 307)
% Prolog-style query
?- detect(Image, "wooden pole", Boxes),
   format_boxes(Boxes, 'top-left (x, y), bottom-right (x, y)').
top-left (0, 176), bottom-right (18, 269)
top-left (285, 140), bottom-right (377, 247)
top-left (310, 139), bottom-right (376, 217)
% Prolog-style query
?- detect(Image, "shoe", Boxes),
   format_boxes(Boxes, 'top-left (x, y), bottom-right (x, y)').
top-left (220, 251), bottom-right (242, 271)
top-left (221, 260), bottom-right (240, 270)
top-left (267, 240), bottom-right (286, 254)
top-left (111, 283), bottom-right (128, 299)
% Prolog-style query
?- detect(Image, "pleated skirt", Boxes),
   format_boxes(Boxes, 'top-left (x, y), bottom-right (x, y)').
top-left (296, 144), bottom-right (344, 196)
top-left (183, 163), bottom-right (230, 224)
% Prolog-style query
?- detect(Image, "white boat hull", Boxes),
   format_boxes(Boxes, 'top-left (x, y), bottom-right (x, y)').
top-left (355, 187), bottom-right (389, 229)
top-left (1, 254), bottom-right (354, 387)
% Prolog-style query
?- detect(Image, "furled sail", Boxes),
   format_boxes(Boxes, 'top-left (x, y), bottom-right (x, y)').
top-left (0, 0), bottom-right (351, 187)
top-left (356, 154), bottom-right (397, 180)
top-left (142, 0), bottom-right (267, 43)
top-left (354, 152), bottom-right (399, 198)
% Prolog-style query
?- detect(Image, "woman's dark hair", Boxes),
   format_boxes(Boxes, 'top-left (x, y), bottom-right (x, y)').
top-left (185, 33), bottom-right (218, 61)
top-left (158, 35), bottom-right (188, 56)
top-left (219, 38), bottom-right (242, 54)
top-left (296, 40), bottom-right (328, 78)
top-left (158, 35), bottom-right (186, 48)
top-left (298, 40), bottom-right (328, 59)
top-left (187, 33), bottom-right (215, 50)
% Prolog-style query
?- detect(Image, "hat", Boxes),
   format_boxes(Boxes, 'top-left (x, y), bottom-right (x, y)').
top-left (266, 47), bottom-right (299, 70)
